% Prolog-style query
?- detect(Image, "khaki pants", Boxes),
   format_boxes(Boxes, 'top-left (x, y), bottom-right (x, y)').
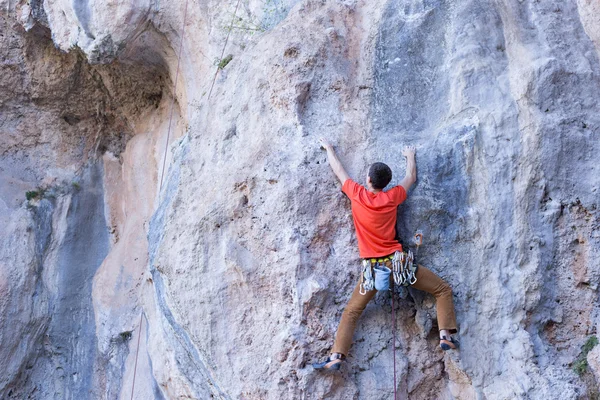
top-left (331, 262), bottom-right (457, 356)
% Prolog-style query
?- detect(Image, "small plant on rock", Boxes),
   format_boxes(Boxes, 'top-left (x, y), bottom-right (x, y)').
top-left (119, 331), bottom-right (133, 342)
top-left (26, 187), bottom-right (46, 201)
top-left (26, 191), bottom-right (39, 201)
top-left (217, 54), bottom-right (233, 70)
top-left (572, 335), bottom-right (599, 376)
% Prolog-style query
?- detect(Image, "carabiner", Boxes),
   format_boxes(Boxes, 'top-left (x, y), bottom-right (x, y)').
top-left (413, 231), bottom-right (423, 246)
top-left (409, 273), bottom-right (418, 285)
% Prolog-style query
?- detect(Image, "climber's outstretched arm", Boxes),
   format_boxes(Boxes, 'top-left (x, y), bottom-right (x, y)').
top-left (319, 138), bottom-right (350, 186)
top-left (400, 145), bottom-right (416, 192)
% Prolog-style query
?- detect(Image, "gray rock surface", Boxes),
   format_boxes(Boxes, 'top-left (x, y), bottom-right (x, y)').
top-left (0, 0), bottom-right (599, 399)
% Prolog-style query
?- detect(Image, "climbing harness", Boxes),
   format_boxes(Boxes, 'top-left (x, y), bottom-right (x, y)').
top-left (359, 247), bottom-right (419, 295)
top-left (359, 255), bottom-right (395, 294)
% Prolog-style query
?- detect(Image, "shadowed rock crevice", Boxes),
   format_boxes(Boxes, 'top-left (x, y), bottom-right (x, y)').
top-left (0, 20), bottom-right (169, 176)
top-left (0, 9), bottom-right (179, 399)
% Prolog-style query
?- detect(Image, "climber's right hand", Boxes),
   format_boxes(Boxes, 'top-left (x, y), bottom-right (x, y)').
top-left (401, 145), bottom-right (416, 158)
top-left (319, 138), bottom-right (333, 151)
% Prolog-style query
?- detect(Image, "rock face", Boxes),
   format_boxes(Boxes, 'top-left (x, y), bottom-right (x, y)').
top-left (1, 0), bottom-right (599, 399)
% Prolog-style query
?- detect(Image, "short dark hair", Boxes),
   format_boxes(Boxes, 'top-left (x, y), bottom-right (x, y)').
top-left (369, 162), bottom-right (392, 189)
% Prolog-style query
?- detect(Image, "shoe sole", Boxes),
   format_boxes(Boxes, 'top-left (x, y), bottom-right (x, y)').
top-left (440, 339), bottom-right (458, 351)
top-left (312, 360), bottom-right (342, 371)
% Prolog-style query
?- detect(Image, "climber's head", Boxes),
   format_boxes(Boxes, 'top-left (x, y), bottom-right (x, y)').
top-left (367, 162), bottom-right (392, 191)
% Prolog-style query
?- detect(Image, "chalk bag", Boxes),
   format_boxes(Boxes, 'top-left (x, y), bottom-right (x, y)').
top-left (374, 264), bottom-right (391, 291)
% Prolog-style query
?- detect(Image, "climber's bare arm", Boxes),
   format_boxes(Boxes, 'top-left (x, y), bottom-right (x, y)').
top-left (400, 145), bottom-right (416, 192)
top-left (319, 138), bottom-right (350, 186)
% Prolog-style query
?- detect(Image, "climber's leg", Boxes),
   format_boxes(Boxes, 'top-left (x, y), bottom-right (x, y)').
top-left (330, 277), bottom-right (377, 357)
top-left (410, 264), bottom-right (458, 349)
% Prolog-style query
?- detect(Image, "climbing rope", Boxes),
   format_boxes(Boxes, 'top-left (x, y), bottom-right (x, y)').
top-left (391, 280), bottom-right (398, 400)
top-left (390, 231), bottom-right (424, 399)
top-left (130, 0), bottom-right (190, 398)
top-left (130, 312), bottom-right (144, 400)
top-left (158, 0), bottom-right (190, 190)
top-left (208, 0), bottom-right (242, 99)
top-left (130, 0), bottom-right (244, 396)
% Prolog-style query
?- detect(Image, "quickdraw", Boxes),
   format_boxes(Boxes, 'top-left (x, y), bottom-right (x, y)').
top-left (392, 250), bottom-right (417, 286)
top-left (359, 259), bottom-right (375, 295)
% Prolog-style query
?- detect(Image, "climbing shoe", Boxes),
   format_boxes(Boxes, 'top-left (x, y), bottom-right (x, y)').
top-left (440, 336), bottom-right (459, 351)
top-left (312, 353), bottom-right (345, 371)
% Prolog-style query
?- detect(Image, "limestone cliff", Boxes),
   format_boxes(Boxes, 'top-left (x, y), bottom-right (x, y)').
top-left (1, 0), bottom-right (599, 399)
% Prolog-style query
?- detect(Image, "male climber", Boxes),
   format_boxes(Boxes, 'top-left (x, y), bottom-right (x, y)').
top-left (313, 139), bottom-right (458, 371)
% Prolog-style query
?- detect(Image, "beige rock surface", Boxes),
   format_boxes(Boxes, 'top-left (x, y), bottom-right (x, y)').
top-left (587, 345), bottom-right (600, 383)
top-left (0, 0), bottom-right (599, 399)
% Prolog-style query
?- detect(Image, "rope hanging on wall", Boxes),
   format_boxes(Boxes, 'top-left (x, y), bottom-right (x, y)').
top-left (130, 0), bottom-right (242, 397)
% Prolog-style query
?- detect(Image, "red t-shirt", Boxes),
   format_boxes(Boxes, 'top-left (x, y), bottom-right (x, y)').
top-left (342, 179), bottom-right (407, 258)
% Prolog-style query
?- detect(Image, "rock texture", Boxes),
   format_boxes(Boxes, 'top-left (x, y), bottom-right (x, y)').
top-left (1, 0), bottom-right (599, 399)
